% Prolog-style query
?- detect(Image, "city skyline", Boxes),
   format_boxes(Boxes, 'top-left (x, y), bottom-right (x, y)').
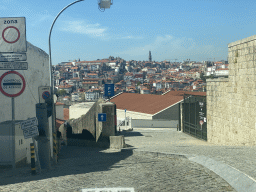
top-left (1, 0), bottom-right (255, 65)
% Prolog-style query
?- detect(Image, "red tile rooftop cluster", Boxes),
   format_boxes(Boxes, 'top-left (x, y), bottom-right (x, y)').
top-left (54, 56), bottom-right (227, 101)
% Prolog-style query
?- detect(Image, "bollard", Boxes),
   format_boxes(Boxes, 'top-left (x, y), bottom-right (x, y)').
top-left (177, 124), bottom-right (178, 131)
top-left (53, 133), bottom-right (58, 162)
top-left (30, 143), bottom-right (36, 175)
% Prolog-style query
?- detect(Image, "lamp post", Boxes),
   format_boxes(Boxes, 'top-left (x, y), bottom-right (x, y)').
top-left (48, 0), bottom-right (112, 165)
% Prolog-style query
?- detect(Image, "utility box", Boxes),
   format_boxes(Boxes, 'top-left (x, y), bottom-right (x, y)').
top-left (36, 103), bottom-right (49, 136)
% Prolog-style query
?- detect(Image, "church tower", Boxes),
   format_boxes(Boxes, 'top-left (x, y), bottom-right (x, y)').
top-left (149, 51), bottom-right (152, 62)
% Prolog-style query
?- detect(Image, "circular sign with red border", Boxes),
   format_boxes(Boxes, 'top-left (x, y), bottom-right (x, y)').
top-left (42, 91), bottom-right (51, 100)
top-left (2, 26), bottom-right (20, 44)
top-left (0, 71), bottom-right (26, 97)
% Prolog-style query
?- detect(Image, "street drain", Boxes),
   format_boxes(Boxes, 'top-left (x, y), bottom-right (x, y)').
top-left (144, 135), bottom-right (152, 137)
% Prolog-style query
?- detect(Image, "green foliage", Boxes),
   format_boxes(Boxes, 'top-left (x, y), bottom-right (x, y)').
top-left (200, 73), bottom-right (206, 82)
top-left (209, 74), bottom-right (215, 79)
top-left (200, 72), bottom-right (215, 82)
top-left (56, 89), bottom-right (66, 96)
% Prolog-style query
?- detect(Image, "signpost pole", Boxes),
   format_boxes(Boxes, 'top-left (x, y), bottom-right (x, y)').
top-left (125, 109), bottom-right (127, 130)
top-left (0, 17), bottom-right (27, 170)
top-left (11, 97), bottom-right (15, 169)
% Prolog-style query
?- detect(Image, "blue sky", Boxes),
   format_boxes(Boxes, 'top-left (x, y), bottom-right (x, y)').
top-left (1, 0), bottom-right (256, 65)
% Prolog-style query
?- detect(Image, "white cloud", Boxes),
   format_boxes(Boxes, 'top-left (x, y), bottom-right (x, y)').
top-left (117, 35), bottom-right (144, 40)
top-left (60, 20), bottom-right (108, 38)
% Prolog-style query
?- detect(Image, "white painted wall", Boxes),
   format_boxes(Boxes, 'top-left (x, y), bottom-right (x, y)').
top-left (131, 119), bottom-right (178, 128)
top-left (56, 104), bottom-right (64, 120)
top-left (0, 41), bottom-right (52, 165)
top-left (116, 109), bottom-right (152, 122)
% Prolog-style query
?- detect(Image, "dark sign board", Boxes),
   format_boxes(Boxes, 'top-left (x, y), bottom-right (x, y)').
top-left (104, 84), bottom-right (114, 97)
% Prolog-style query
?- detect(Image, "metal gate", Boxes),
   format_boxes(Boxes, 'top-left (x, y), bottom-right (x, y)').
top-left (183, 94), bottom-right (207, 141)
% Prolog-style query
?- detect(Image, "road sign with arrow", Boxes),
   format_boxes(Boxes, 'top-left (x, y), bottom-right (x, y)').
top-left (98, 113), bottom-right (106, 122)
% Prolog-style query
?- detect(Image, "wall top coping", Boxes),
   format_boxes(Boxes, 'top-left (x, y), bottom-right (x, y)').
top-left (100, 102), bottom-right (115, 106)
top-left (206, 78), bottom-right (229, 82)
top-left (228, 35), bottom-right (256, 48)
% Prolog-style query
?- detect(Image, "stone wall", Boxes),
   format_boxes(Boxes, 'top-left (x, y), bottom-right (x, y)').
top-left (207, 35), bottom-right (256, 146)
top-left (68, 99), bottom-right (116, 142)
top-left (70, 99), bottom-right (104, 138)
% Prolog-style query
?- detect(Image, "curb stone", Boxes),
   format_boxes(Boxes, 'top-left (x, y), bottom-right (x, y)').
top-left (132, 149), bottom-right (256, 192)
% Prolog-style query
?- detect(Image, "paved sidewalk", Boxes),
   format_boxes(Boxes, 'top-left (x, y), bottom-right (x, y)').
top-left (0, 127), bottom-right (254, 191)
top-left (118, 128), bottom-right (256, 192)
top-left (0, 145), bottom-right (236, 192)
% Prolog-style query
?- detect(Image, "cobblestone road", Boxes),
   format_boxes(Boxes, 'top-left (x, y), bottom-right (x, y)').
top-left (0, 146), bottom-right (236, 192)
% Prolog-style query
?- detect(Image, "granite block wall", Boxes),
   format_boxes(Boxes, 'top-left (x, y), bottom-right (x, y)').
top-left (207, 35), bottom-right (256, 146)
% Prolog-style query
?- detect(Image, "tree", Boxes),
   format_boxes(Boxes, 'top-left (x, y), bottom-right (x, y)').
top-left (200, 72), bottom-right (206, 82)
top-left (56, 89), bottom-right (66, 96)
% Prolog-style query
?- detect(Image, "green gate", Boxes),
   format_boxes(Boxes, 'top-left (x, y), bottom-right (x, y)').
top-left (183, 94), bottom-right (207, 141)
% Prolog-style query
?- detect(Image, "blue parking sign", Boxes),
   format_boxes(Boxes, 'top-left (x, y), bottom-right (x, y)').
top-left (98, 113), bottom-right (106, 122)
top-left (104, 84), bottom-right (114, 97)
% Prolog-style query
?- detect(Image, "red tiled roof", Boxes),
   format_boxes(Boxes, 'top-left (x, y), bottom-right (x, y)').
top-left (163, 90), bottom-right (206, 96)
top-left (58, 85), bottom-right (73, 89)
top-left (216, 68), bottom-right (229, 71)
top-left (82, 82), bottom-right (98, 84)
top-left (56, 102), bottom-right (64, 105)
top-left (110, 93), bottom-right (183, 115)
top-left (56, 119), bottom-right (65, 129)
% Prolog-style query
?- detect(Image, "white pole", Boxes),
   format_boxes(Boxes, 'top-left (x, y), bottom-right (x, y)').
top-left (125, 109), bottom-right (126, 130)
top-left (12, 97), bottom-right (15, 169)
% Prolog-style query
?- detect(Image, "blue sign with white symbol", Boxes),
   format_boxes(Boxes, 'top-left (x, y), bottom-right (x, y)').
top-left (42, 91), bottom-right (50, 100)
top-left (98, 113), bottom-right (106, 122)
top-left (104, 84), bottom-right (114, 97)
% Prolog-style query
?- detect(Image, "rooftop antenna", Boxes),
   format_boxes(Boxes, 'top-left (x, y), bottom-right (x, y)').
top-left (98, 0), bottom-right (113, 12)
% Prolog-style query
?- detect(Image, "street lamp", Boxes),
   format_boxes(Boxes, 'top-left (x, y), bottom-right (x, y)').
top-left (48, 0), bottom-right (112, 164)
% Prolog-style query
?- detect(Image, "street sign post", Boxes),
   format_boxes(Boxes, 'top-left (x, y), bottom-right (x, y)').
top-left (20, 117), bottom-right (39, 139)
top-left (0, 17), bottom-right (27, 170)
top-left (20, 117), bottom-right (41, 173)
top-left (42, 91), bottom-right (51, 100)
top-left (0, 53), bottom-right (27, 62)
top-left (0, 17), bottom-right (26, 52)
top-left (38, 86), bottom-right (51, 103)
top-left (0, 70), bottom-right (26, 97)
top-left (98, 113), bottom-right (107, 122)
top-left (0, 62), bottom-right (28, 70)
top-left (20, 117), bottom-right (38, 130)
top-left (104, 84), bottom-right (114, 97)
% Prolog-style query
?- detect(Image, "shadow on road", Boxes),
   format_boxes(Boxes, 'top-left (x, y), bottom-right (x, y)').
top-left (116, 131), bottom-right (144, 137)
top-left (0, 145), bottom-right (134, 186)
